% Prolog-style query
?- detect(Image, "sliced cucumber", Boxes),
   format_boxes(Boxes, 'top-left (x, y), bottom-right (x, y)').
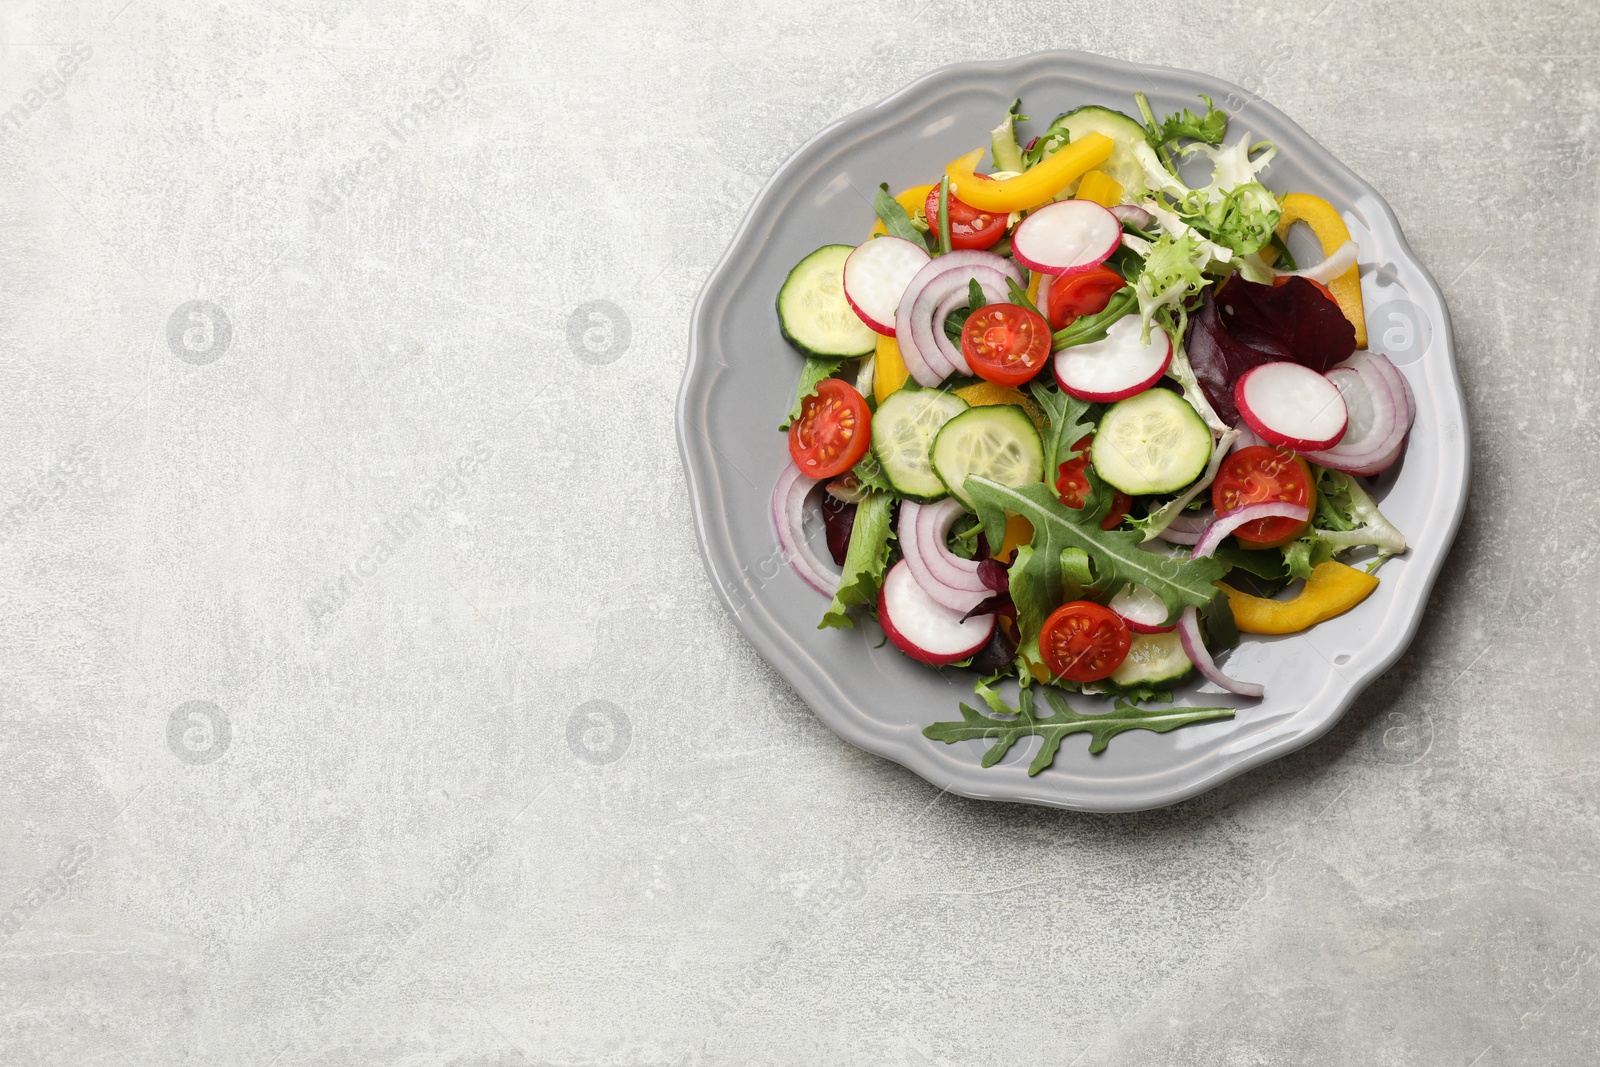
top-left (871, 389), bottom-right (969, 501)
top-left (1092, 388), bottom-right (1211, 495)
top-left (777, 245), bottom-right (878, 359)
top-left (1109, 630), bottom-right (1193, 688)
top-left (930, 404), bottom-right (1044, 509)
top-left (1056, 106), bottom-right (1149, 203)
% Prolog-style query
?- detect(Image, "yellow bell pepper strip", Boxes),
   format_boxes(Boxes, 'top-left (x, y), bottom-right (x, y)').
top-left (1216, 561), bottom-right (1378, 635)
top-left (868, 183), bottom-right (936, 239)
top-left (1026, 270), bottom-right (1042, 308)
top-left (1276, 193), bottom-right (1367, 347)
top-left (952, 381), bottom-right (1044, 429)
top-left (998, 513), bottom-right (1034, 564)
top-left (945, 133), bottom-right (1114, 213)
top-left (1074, 169), bottom-right (1123, 208)
top-left (872, 333), bottom-right (910, 404)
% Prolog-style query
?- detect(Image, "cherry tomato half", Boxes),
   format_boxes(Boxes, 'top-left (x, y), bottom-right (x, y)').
top-left (1054, 435), bottom-right (1131, 530)
top-left (960, 303), bottom-right (1051, 387)
top-left (1040, 601), bottom-right (1131, 683)
top-left (925, 183), bottom-right (1007, 251)
top-left (1045, 265), bottom-right (1128, 331)
top-left (1212, 445), bottom-right (1317, 548)
top-left (788, 378), bottom-right (871, 480)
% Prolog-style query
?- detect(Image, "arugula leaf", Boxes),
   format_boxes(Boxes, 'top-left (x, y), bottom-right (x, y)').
top-left (1202, 592), bottom-right (1239, 650)
top-left (1028, 381), bottom-right (1094, 478)
top-left (780, 358), bottom-right (836, 430)
top-left (1006, 276), bottom-right (1042, 319)
top-left (967, 478), bottom-right (1227, 641)
top-left (942, 279), bottom-right (991, 343)
top-left (873, 183), bottom-right (930, 249)
top-left (820, 492), bottom-right (894, 629)
top-left (1052, 288), bottom-right (1138, 351)
top-left (1148, 93), bottom-right (1228, 148)
top-left (923, 686), bottom-right (1234, 773)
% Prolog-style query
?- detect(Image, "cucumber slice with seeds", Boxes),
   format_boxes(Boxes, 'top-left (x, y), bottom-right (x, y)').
top-left (1109, 630), bottom-right (1194, 688)
top-left (930, 404), bottom-right (1044, 510)
top-left (1092, 388), bottom-right (1211, 495)
top-left (871, 388), bottom-right (969, 501)
top-left (777, 245), bottom-right (878, 359)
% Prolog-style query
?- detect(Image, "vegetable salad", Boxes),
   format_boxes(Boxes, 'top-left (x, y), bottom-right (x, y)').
top-left (770, 92), bottom-right (1412, 772)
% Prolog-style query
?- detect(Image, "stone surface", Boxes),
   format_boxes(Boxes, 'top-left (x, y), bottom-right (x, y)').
top-left (0, 1), bottom-right (1596, 1064)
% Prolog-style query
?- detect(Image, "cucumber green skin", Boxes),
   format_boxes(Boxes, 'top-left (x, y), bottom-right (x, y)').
top-left (870, 389), bottom-right (969, 502)
top-left (776, 245), bottom-right (877, 360)
top-left (1108, 631), bottom-right (1194, 688)
top-left (1058, 106), bottom-right (1149, 200)
top-left (930, 404), bottom-right (1045, 509)
top-left (1091, 389), bottom-right (1211, 495)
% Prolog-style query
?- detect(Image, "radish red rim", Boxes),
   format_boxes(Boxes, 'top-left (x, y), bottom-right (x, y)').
top-left (678, 50), bottom-right (1467, 812)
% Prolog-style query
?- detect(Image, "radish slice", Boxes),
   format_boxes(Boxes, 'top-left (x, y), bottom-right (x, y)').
top-left (1011, 200), bottom-right (1121, 277)
top-left (1299, 352), bottom-right (1413, 475)
top-left (1234, 362), bottom-right (1348, 451)
top-left (1052, 315), bottom-right (1172, 401)
top-left (1231, 424), bottom-right (1265, 452)
top-left (1192, 501), bottom-right (1311, 559)
top-left (1178, 606), bottom-right (1263, 698)
top-left (844, 237), bottom-right (931, 335)
top-left (1110, 583), bottom-right (1175, 633)
top-left (770, 464), bottom-right (841, 596)
top-left (878, 560), bottom-right (996, 665)
top-left (895, 251), bottom-right (1023, 386)
top-left (899, 499), bottom-right (989, 614)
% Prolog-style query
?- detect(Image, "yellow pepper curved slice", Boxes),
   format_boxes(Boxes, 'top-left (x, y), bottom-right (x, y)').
top-left (1074, 169), bottom-right (1123, 208)
top-left (1217, 561), bottom-right (1378, 635)
top-left (945, 133), bottom-right (1114, 213)
top-left (872, 333), bottom-right (910, 404)
top-left (952, 381), bottom-right (1043, 429)
top-left (1275, 193), bottom-right (1367, 347)
top-left (868, 183), bottom-right (936, 239)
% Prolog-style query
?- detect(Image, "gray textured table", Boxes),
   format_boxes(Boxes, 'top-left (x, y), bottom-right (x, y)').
top-left (1, 1), bottom-right (1595, 1063)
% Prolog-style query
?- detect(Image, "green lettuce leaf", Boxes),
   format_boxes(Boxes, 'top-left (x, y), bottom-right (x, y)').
top-left (780, 358), bottom-right (836, 430)
top-left (923, 685), bottom-right (1234, 774)
top-left (820, 492), bottom-right (894, 629)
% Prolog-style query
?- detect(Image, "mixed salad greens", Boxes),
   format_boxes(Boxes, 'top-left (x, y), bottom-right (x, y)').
top-left (770, 92), bottom-right (1413, 773)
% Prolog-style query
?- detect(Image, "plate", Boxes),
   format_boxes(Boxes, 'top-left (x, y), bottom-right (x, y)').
top-left (677, 51), bottom-right (1467, 812)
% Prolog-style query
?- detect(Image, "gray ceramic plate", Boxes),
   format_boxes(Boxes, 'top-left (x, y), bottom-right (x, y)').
top-left (677, 50), bottom-right (1467, 812)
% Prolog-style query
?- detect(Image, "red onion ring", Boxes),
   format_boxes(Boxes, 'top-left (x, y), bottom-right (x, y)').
top-left (1110, 204), bottom-right (1154, 231)
top-left (1192, 502), bottom-right (1311, 559)
top-left (1300, 351), bottom-right (1413, 475)
top-left (898, 499), bottom-right (990, 613)
top-left (770, 463), bottom-right (841, 596)
top-left (929, 268), bottom-right (1014, 376)
top-left (895, 251), bottom-right (1022, 386)
top-left (1157, 507), bottom-right (1214, 546)
top-left (1178, 606), bottom-right (1263, 697)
